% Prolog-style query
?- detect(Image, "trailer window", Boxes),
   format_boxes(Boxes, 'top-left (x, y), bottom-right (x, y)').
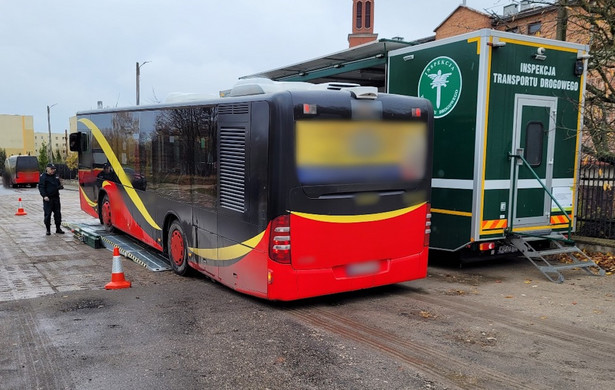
top-left (524, 121), bottom-right (544, 167)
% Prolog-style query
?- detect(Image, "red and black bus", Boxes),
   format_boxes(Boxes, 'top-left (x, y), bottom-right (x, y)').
top-left (2, 155), bottom-right (39, 188)
top-left (70, 81), bottom-right (433, 300)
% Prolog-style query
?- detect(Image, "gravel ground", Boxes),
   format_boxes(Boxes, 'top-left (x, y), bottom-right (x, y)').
top-left (1, 184), bottom-right (614, 389)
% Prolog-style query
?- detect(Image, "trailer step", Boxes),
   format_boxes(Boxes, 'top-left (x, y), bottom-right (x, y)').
top-left (507, 234), bottom-right (605, 283)
top-left (525, 246), bottom-right (581, 257)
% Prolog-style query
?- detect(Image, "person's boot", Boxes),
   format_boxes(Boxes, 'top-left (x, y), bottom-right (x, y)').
top-left (56, 225), bottom-right (65, 234)
top-left (46, 224), bottom-right (51, 236)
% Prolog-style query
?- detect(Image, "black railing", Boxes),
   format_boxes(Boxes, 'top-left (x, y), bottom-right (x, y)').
top-left (577, 157), bottom-right (615, 238)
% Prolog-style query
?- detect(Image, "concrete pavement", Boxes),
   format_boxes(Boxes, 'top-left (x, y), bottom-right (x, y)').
top-left (0, 183), bottom-right (170, 302)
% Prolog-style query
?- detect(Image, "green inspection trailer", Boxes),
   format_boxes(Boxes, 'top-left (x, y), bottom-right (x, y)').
top-left (387, 29), bottom-right (603, 279)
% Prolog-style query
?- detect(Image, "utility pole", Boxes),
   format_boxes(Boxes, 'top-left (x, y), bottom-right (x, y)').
top-left (64, 129), bottom-right (69, 157)
top-left (136, 61), bottom-right (150, 105)
top-left (47, 104), bottom-right (57, 163)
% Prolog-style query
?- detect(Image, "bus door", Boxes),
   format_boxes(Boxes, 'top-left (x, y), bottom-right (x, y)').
top-left (510, 95), bottom-right (557, 229)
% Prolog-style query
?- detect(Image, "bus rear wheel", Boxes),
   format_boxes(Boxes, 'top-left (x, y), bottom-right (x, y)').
top-left (168, 221), bottom-right (190, 276)
top-left (100, 194), bottom-right (114, 232)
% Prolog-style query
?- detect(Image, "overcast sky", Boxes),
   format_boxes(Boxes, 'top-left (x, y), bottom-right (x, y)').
top-left (1, 0), bottom-right (512, 134)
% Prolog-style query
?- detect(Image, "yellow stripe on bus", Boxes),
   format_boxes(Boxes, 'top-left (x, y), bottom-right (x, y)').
top-left (79, 185), bottom-right (98, 207)
top-left (78, 118), bottom-right (162, 231)
top-left (188, 231), bottom-right (266, 261)
top-left (188, 204), bottom-right (426, 261)
top-left (291, 203), bottom-right (424, 223)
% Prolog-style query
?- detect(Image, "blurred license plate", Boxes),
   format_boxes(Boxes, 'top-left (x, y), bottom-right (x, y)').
top-left (347, 261), bottom-right (380, 276)
top-left (497, 244), bottom-right (518, 254)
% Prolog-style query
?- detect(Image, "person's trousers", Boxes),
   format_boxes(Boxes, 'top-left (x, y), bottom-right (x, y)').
top-left (43, 197), bottom-right (62, 227)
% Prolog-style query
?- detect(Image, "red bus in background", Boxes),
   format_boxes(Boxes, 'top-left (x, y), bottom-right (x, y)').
top-left (70, 80), bottom-right (434, 300)
top-left (2, 155), bottom-right (39, 188)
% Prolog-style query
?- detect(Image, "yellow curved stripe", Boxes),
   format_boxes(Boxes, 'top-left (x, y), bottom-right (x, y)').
top-left (78, 118), bottom-right (161, 231)
top-left (79, 185), bottom-right (98, 207)
top-left (188, 231), bottom-right (266, 261)
top-left (188, 204), bottom-right (424, 260)
top-left (292, 203), bottom-right (425, 223)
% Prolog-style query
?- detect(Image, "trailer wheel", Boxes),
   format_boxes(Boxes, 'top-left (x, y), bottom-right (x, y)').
top-left (100, 194), bottom-right (114, 232)
top-left (168, 221), bottom-right (190, 276)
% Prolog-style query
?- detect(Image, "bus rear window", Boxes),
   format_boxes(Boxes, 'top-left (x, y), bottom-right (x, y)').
top-left (16, 157), bottom-right (39, 171)
top-left (296, 120), bottom-right (427, 185)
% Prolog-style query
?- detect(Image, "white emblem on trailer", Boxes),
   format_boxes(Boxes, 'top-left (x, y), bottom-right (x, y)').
top-left (418, 56), bottom-right (462, 118)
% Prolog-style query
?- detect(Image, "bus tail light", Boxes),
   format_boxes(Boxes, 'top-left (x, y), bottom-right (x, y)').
top-left (269, 214), bottom-right (291, 264)
top-left (424, 204), bottom-right (431, 247)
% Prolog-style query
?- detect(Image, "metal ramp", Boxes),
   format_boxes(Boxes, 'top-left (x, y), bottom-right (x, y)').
top-left (507, 233), bottom-right (605, 283)
top-left (63, 221), bottom-right (171, 272)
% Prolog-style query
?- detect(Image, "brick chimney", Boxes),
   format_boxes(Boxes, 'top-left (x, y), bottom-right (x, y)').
top-left (348, 0), bottom-right (378, 47)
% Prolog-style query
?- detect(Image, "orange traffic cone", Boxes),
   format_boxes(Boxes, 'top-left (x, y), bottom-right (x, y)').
top-left (105, 247), bottom-right (131, 290)
top-left (15, 198), bottom-right (27, 216)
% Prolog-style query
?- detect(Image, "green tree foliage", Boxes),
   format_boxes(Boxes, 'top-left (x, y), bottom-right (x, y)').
top-left (55, 149), bottom-right (63, 163)
top-left (38, 142), bottom-right (49, 171)
top-left (65, 152), bottom-right (78, 170)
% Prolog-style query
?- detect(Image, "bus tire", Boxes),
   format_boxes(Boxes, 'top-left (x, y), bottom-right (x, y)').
top-left (100, 194), bottom-right (115, 232)
top-left (168, 221), bottom-right (190, 276)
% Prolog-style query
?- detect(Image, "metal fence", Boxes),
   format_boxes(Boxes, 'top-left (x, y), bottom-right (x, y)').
top-left (576, 157), bottom-right (615, 238)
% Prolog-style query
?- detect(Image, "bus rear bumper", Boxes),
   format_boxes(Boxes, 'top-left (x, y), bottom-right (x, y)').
top-left (266, 248), bottom-right (428, 301)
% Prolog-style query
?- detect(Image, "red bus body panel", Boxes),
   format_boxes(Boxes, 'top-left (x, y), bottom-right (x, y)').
top-left (267, 250), bottom-right (427, 301)
top-left (186, 205), bottom-right (428, 301)
top-left (15, 172), bottom-right (39, 185)
top-left (104, 182), bottom-right (162, 251)
top-left (270, 204), bottom-right (428, 300)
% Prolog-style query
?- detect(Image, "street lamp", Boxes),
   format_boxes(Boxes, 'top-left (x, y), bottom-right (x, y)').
top-left (136, 61), bottom-right (150, 105)
top-left (47, 103), bottom-right (57, 163)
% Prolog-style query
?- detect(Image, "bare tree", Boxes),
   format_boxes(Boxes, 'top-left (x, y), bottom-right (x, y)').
top-left (558, 1), bottom-right (615, 162)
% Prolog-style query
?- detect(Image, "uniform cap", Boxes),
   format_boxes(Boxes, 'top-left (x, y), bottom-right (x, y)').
top-left (46, 163), bottom-right (56, 168)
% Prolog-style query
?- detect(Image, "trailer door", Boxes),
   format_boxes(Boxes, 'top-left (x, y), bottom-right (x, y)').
top-left (510, 95), bottom-right (557, 228)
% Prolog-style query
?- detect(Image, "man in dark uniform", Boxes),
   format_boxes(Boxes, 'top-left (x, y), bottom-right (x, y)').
top-left (39, 163), bottom-right (64, 235)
